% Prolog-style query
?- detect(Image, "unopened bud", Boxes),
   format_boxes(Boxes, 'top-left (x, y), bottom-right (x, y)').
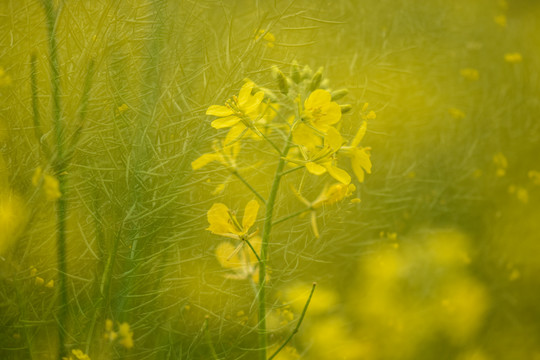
top-left (331, 89), bottom-right (348, 101)
top-left (272, 65), bottom-right (289, 94)
top-left (301, 65), bottom-right (313, 80)
top-left (309, 67), bottom-right (324, 91)
top-left (340, 104), bottom-right (353, 114)
top-left (291, 60), bottom-right (301, 83)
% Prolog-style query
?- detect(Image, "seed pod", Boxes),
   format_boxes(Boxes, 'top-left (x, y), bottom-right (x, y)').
top-left (340, 104), bottom-right (353, 114)
top-left (271, 65), bottom-right (289, 94)
top-left (331, 89), bottom-right (349, 101)
top-left (309, 67), bottom-right (324, 91)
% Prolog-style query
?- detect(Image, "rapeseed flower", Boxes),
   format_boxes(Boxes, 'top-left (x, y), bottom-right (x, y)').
top-left (255, 29), bottom-right (276, 48)
top-left (104, 320), bottom-right (134, 349)
top-left (206, 81), bottom-right (265, 140)
top-left (504, 52), bottom-right (523, 63)
top-left (62, 349), bottom-right (90, 360)
top-left (302, 89), bottom-right (341, 132)
top-left (191, 139), bottom-right (240, 171)
top-left (207, 199), bottom-right (259, 241)
top-left (32, 166), bottom-right (61, 200)
top-left (339, 121), bottom-right (372, 183)
top-left (215, 236), bottom-right (261, 281)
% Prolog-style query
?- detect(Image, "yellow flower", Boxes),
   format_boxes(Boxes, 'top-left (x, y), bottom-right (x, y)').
top-left (206, 81), bottom-right (265, 138)
top-left (340, 121), bottom-right (372, 183)
top-left (292, 183), bottom-right (356, 237)
top-left (118, 322), bottom-right (134, 349)
top-left (528, 170), bottom-right (540, 185)
top-left (215, 236), bottom-right (261, 281)
top-left (207, 199), bottom-right (259, 240)
top-left (460, 68), bottom-right (479, 81)
top-left (504, 52), bottom-right (523, 63)
top-left (494, 14), bottom-right (507, 27)
top-left (62, 349), bottom-right (90, 360)
top-left (191, 139), bottom-right (240, 171)
top-left (104, 319), bottom-right (118, 341)
top-left (255, 29), bottom-right (276, 48)
top-left (302, 89), bottom-right (342, 132)
top-left (493, 152), bottom-right (507, 177)
top-left (0, 191), bottom-right (27, 255)
top-left (32, 166), bottom-right (61, 200)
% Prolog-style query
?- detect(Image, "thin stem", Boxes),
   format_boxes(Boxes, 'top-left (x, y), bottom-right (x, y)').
top-left (268, 283), bottom-right (317, 360)
top-left (231, 169), bottom-right (267, 205)
top-left (258, 129), bottom-right (283, 155)
top-left (272, 208), bottom-right (310, 226)
top-left (258, 132), bottom-right (293, 360)
top-left (244, 237), bottom-right (261, 263)
top-left (30, 53), bottom-right (50, 158)
top-left (42, 1), bottom-right (68, 358)
top-left (279, 165), bottom-right (303, 177)
top-left (204, 317), bottom-right (220, 360)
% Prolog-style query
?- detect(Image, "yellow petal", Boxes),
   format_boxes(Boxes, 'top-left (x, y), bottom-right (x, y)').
top-left (242, 200), bottom-right (259, 231)
top-left (292, 123), bottom-right (320, 149)
top-left (191, 153), bottom-right (219, 170)
top-left (317, 101), bottom-right (341, 129)
top-left (211, 116), bottom-right (241, 129)
top-left (306, 161), bottom-right (327, 175)
top-left (325, 163), bottom-right (351, 184)
top-left (242, 90), bottom-right (265, 114)
top-left (325, 127), bottom-right (343, 151)
top-left (207, 203), bottom-right (236, 235)
top-left (216, 242), bottom-right (243, 269)
top-left (206, 105), bottom-right (234, 117)
top-left (351, 148), bottom-right (372, 183)
top-left (224, 123), bottom-right (247, 145)
top-left (246, 236), bottom-right (262, 264)
top-left (351, 121), bottom-right (367, 148)
top-left (237, 82), bottom-right (255, 106)
top-left (305, 89), bottom-right (332, 109)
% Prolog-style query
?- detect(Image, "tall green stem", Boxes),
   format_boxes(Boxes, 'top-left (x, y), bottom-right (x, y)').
top-left (258, 134), bottom-right (292, 360)
top-left (42, 1), bottom-right (68, 357)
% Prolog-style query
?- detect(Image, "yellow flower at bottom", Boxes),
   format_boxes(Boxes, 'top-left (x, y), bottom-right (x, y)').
top-left (216, 236), bottom-right (262, 281)
top-left (118, 322), bottom-right (134, 349)
top-left (62, 349), bottom-right (90, 360)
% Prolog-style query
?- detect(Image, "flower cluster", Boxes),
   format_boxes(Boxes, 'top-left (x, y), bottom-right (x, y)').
top-left (104, 319), bottom-right (134, 349)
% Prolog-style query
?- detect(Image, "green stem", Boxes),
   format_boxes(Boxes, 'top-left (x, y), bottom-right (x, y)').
top-left (258, 133), bottom-right (292, 360)
top-left (244, 237), bottom-right (261, 263)
top-left (30, 53), bottom-right (50, 158)
top-left (272, 207), bottom-right (310, 226)
top-left (42, 1), bottom-right (68, 358)
top-left (279, 165), bottom-right (303, 177)
top-left (231, 170), bottom-right (267, 205)
top-left (268, 283), bottom-right (317, 360)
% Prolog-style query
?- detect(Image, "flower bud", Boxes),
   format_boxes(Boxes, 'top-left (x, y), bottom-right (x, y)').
top-left (331, 89), bottom-right (348, 101)
top-left (271, 65), bottom-right (289, 94)
top-left (309, 67), bottom-right (324, 91)
top-left (340, 104), bottom-right (353, 114)
top-left (301, 65), bottom-right (313, 80)
top-left (291, 60), bottom-right (301, 83)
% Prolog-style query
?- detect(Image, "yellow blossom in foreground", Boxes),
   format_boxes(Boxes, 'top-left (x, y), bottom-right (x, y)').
top-left (302, 89), bottom-right (342, 132)
top-left (504, 52), bottom-right (523, 63)
top-left (207, 199), bottom-right (259, 240)
top-left (460, 68), bottom-right (479, 81)
top-left (32, 166), bottom-right (61, 200)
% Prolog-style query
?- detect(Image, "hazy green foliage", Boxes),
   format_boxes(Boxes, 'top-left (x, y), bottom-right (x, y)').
top-left (1, 0), bottom-right (540, 359)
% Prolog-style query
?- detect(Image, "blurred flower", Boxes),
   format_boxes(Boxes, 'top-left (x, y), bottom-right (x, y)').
top-left (191, 139), bottom-right (240, 171)
top-left (62, 349), bottom-right (90, 360)
top-left (494, 14), bottom-right (507, 27)
top-left (292, 183), bottom-right (355, 237)
top-left (215, 236), bottom-right (261, 281)
top-left (118, 322), bottom-right (134, 349)
top-left (504, 52), bottom-right (523, 63)
top-left (0, 67), bottom-right (12, 87)
top-left (207, 199), bottom-right (259, 240)
top-left (255, 29), bottom-right (276, 48)
top-left (493, 152), bottom-right (507, 177)
top-left (0, 191), bottom-right (27, 256)
top-left (117, 103), bottom-right (129, 114)
top-left (448, 107), bottom-right (466, 120)
top-left (32, 166), bottom-right (61, 200)
top-left (528, 170), bottom-right (540, 185)
top-left (508, 185), bottom-right (529, 204)
top-left (460, 68), bottom-right (479, 81)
